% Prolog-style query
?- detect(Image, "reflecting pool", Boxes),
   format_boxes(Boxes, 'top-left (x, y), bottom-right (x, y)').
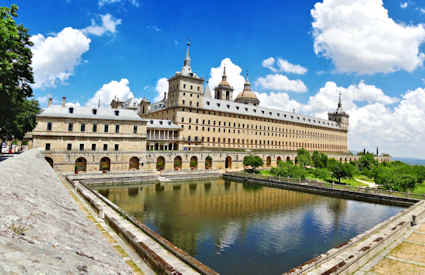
top-left (95, 179), bottom-right (404, 275)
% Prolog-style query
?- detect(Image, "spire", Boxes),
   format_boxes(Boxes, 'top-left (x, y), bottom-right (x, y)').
top-left (222, 66), bottom-right (227, 81)
top-left (204, 80), bottom-right (212, 98)
top-left (245, 70), bottom-right (249, 83)
top-left (243, 70), bottom-right (251, 91)
top-left (184, 41), bottom-right (191, 67)
top-left (338, 91), bottom-right (342, 108)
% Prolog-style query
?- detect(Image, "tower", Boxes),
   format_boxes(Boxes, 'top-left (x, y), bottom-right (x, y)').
top-left (166, 41), bottom-right (204, 108)
top-left (328, 92), bottom-right (349, 130)
top-left (138, 98), bottom-right (151, 117)
top-left (214, 67), bottom-right (234, 101)
top-left (234, 71), bottom-right (260, 106)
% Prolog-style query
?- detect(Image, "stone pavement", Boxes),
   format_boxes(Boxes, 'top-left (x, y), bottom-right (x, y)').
top-left (355, 214), bottom-right (425, 275)
top-left (0, 149), bottom-right (134, 274)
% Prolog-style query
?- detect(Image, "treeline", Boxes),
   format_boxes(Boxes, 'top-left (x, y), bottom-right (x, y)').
top-left (243, 149), bottom-right (425, 192)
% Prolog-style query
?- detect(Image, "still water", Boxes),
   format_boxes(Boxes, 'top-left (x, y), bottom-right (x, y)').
top-left (96, 179), bottom-right (403, 275)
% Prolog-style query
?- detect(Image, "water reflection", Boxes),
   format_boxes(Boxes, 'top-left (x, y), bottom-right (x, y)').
top-left (96, 179), bottom-right (403, 275)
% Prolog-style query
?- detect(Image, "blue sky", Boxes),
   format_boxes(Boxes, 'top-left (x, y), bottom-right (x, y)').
top-left (11, 0), bottom-right (425, 158)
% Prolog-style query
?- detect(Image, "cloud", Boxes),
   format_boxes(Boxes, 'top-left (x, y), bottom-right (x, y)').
top-left (98, 0), bottom-right (140, 7)
top-left (255, 74), bottom-right (308, 93)
top-left (311, 0), bottom-right (425, 74)
top-left (262, 57), bottom-right (308, 74)
top-left (146, 25), bottom-right (161, 32)
top-left (30, 27), bottom-right (91, 89)
top-left (400, 2), bottom-right (408, 8)
top-left (256, 91), bottom-right (301, 111)
top-left (208, 58), bottom-right (245, 99)
top-left (154, 78), bottom-right (169, 102)
top-left (82, 14), bottom-right (122, 36)
top-left (86, 78), bottom-right (136, 107)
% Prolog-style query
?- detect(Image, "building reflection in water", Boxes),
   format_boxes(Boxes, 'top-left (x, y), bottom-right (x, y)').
top-left (95, 179), bottom-right (402, 275)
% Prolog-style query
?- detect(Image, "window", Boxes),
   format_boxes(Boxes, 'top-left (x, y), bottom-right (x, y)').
top-left (92, 109), bottom-right (97, 115)
top-left (45, 143), bottom-right (51, 151)
top-left (190, 85), bottom-right (193, 90)
top-left (115, 125), bottom-right (120, 133)
top-left (104, 124), bottom-right (109, 133)
top-left (103, 144), bottom-right (108, 151)
top-left (47, 122), bottom-right (52, 131)
top-left (183, 84), bottom-right (186, 89)
top-left (68, 123), bottom-right (73, 131)
top-left (80, 123), bottom-right (85, 132)
top-left (91, 144), bottom-right (96, 151)
top-left (67, 144), bottom-right (72, 151)
top-left (69, 107), bottom-right (74, 114)
top-left (114, 144), bottom-right (119, 151)
top-left (133, 125), bottom-right (137, 134)
top-left (114, 110), bottom-right (119, 116)
top-left (93, 123), bottom-right (97, 132)
top-left (79, 144), bottom-right (84, 151)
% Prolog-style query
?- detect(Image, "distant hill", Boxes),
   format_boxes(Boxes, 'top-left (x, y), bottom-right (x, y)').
top-left (393, 157), bottom-right (425, 166)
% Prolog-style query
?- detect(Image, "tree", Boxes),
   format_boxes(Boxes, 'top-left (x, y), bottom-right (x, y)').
top-left (0, 5), bottom-right (39, 140)
top-left (328, 160), bottom-right (355, 183)
top-left (312, 151), bottom-right (328, 168)
top-left (358, 153), bottom-right (376, 172)
top-left (243, 155), bottom-right (264, 172)
top-left (296, 148), bottom-right (311, 167)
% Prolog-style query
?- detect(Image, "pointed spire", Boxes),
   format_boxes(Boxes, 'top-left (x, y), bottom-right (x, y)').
top-left (222, 66), bottom-right (227, 81)
top-left (184, 41), bottom-right (191, 67)
top-left (204, 80), bottom-right (211, 98)
top-left (338, 91), bottom-right (342, 108)
top-left (243, 70), bottom-right (251, 91)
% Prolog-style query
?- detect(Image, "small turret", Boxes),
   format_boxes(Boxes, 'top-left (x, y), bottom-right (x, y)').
top-left (214, 66), bottom-right (234, 101)
top-left (235, 70), bottom-right (260, 106)
top-left (328, 92), bottom-right (349, 130)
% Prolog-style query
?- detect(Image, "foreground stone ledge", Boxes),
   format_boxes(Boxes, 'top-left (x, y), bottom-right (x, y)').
top-left (0, 149), bottom-right (132, 274)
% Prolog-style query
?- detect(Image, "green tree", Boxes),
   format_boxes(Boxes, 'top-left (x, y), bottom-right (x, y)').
top-left (312, 151), bottom-right (328, 168)
top-left (243, 155), bottom-right (264, 173)
top-left (296, 148), bottom-right (311, 167)
top-left (0, 5), bottom-right (39, 140)
top-left (358, 153), bottom-right (376, 172)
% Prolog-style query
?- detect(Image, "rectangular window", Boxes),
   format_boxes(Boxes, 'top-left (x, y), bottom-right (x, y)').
top-left (47, 122), bottom-right (52, 131)
top-left (93, 123), bottom-right (97, 132)
top-left (91, 144), bottom-right (96, 151)
top-left (133, 125), bottom-right (137, 134)
top-left (67, 144), bottom-right (72, 151)
top-left (115, 125), bottom-right (120, 133)
top-left (104, 124), bottom-right (109, 133)
top-left (103, 144), bottom-right (108, 151)
top-left (114, 144), bottom-right (119, 151)
top-left (79, 144), bottom-right (84, 151)
top-left (45, 143), bottom-right (51, 151)
top-left (68, 123), bottom-right (73, 131)
top-left (80, 123), bottom-right (85, 132)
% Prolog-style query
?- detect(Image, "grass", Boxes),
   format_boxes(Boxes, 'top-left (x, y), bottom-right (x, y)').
top-left (412, 183), bottom-right (425, 196)
top-left (356, 174), bottom-right (374, 181)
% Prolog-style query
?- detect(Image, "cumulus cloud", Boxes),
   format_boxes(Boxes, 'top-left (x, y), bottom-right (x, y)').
top-left (82, 14), bottom-right (122, 36)
top-left (31, 28), bottom-right (91, 89)
top-left (255, 74), bottom-right (308, 93)
top-left (400, 2), bottom-right (408, 8)
top-left (154, 78), bottom-right (169, 102)
top-left (262, 57), bottom-right (308, 75)
top-left (31, 14), bottom-right (122, 89)
top-left (208, 58), bottom-right (245, 99)
top-left (98, 0), bottom-right (140, 7)
top-left (311, 0), bottom-right (425, 74)
top-left (86, 78), bottom-right (136, 107)
top-left (256, 91), bottom-right (301, 111)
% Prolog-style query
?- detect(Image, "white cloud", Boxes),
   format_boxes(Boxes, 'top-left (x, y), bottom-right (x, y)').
top-left (98, 0), bottom-right (140, 7)
top-left (31, 28), bottom-right (91, 89)
top-left (154, 78), bottom-right (169, 102)
top-left (256, 91), bottom-right (301, 111)
top-left (208, 58), bottom-right (245, 99)
top-left (311, 0), bottom-right (425, 74)
top-left (400, 2), bottom-right (408, 9)
top-left (262, 57), bottom-right (307, 74)
top-left (255, 74), bottom-right (308, 93)
top-left (86, 78), bottom-right (136, 107)
top-left (82, 14), bottom-right (122, 36)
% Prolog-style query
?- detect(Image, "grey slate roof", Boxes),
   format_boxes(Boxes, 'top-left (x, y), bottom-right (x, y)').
top-left (38, 105), bottom-right (144, 121)
top-left (145, 119), bottom-right (180, 129)
top-left (200, 98), bottom-right (342, 129)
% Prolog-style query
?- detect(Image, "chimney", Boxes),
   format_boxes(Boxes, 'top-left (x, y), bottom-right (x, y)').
top-left (48, 97), bottom-right (53, 107)
top-left (61, 97), bottom-right (66, 107)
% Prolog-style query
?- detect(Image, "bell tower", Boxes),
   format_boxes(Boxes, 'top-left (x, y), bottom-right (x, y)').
top-left (214, 67), bottom-right (234, 101)
top-left (328, 92), bottom-right (349, 130)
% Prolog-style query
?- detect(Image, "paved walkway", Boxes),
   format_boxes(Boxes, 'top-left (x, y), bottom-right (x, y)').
top-left (356, 178), bottom-right (378, 188)
top-left (355, 215), bottom-right (425, 274)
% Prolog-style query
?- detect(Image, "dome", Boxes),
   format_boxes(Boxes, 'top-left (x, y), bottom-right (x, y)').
top-left (235, 71), bottom-right (260, 105)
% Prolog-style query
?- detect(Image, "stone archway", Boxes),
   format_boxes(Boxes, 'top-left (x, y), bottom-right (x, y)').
top-left (277, 156), bottom-right (282, 164)
top-left (129, 157), bottom-right (139, 170)
top-left (45, 157), bottom-right (54, 168)
top-left (266, 156), bottom-right (272, 167)
top-left (225, 156), bottom-right (232, 169)
top-left (190, 156), bottom-right (198, 170)
top-left (174, 156), bottom-right (182, 171)
top-left (100, 157), bottom-right (111, 172)
top-left (75, 157), bottom-right (87, 172)
top-left (156, 156), bottom-right (165, 171)
top-left (286, 156), bottom-right (291, 162)
top-left (205, 156), bottom-right (212, 170)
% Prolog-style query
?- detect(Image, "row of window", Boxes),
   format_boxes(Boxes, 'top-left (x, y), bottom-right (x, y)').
top-left (47, 122), bottom-right (138, 134)
top-left (45, 143), bottom-right (119, 152)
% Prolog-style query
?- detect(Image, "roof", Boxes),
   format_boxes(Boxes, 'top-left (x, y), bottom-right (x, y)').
top-left (201, 98), bottom-right (342, 129)
top-left (145, 119), bottom-right (180, 129)
top-left (38, 105), bottom-right (144, 122)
